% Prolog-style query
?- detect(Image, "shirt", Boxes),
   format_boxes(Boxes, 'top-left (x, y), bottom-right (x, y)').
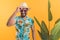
top-left (15, 16), bottom-right (34, 40)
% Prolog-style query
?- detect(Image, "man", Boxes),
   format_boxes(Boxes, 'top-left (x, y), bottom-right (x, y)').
top-left (7, 2), bottom-right (36, 40)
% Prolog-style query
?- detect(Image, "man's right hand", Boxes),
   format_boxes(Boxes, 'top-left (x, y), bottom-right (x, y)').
top-left (15, 7), bottom-right (20, 13)
top-left (7, 7), bottom-right (20, 26)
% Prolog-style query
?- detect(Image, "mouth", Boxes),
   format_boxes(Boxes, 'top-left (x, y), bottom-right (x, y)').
top-left (22, 13), bottom-right (26, 16)
top-left (21, 13), bottom-right (26, 17)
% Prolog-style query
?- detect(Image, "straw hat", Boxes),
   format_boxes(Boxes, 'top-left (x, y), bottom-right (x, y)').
top-left (20, 2), bottom-right (29, 8)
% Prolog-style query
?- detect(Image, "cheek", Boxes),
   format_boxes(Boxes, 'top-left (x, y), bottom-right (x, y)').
top-left (21, 13), bottom-right (26, 15)
top-left (21, 11), bottom-right (26, 13)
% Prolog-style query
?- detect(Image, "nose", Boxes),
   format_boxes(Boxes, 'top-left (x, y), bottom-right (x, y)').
top-left (22, 11), bottom-right (25, 13)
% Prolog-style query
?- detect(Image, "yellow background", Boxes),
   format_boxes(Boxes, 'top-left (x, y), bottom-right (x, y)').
top-left (0, 0), bottom-right (60, 40)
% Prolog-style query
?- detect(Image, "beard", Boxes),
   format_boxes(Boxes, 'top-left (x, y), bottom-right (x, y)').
top-left (22, 13), bottom-right (26, 16)
top-left (21, 13), bottom-right (27, 17)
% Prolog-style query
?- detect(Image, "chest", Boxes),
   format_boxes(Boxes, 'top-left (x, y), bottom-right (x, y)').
top-left (15, 18), bottom-right (32, 29)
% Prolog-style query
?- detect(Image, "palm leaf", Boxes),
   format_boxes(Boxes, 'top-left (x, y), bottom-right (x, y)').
top-left (55, 18), bottom-right (60, 24)
top-left (48, 10), bottom-right (52, 21)
top-left (34, 16), bottom-right (41, 27)
top-left (34, 16), bottom-right (48, 33)
top-left (38, 29), bottom-right (49, 40)
top-left (41, 21), bottom-right (49, 34)
top-left (51, 21), bottom-right (60, 40)
top-left (34, 16), bottom-right (49, 40)
top-left (48, 0), bottom-right (50, 10)
top-left (41, 21), bottom-right (49, 40)
top-left (48, 0), bottom-right (53, 21)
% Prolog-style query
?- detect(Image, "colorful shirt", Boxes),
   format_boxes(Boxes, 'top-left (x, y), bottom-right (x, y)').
top-left (15, 16), bottom-right (34, 40)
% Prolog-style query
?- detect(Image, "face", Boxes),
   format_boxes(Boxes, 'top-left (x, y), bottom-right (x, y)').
top-left (20, 8), bottom-right (28, 17)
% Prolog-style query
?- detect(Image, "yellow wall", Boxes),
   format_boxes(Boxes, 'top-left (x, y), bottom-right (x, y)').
top-left (0, 0), bottom-right (60, 40)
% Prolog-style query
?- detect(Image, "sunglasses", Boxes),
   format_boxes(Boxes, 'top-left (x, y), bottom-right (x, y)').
top-left (20, 8), bottom-right (28, 12)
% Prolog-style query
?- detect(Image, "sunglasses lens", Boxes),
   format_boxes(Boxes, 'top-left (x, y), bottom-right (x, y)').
top-left (20, 8), bottom-right (28, 12)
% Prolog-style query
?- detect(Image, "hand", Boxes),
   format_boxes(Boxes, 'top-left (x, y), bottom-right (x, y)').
top-left (15, 7), bottom-right (20, 13)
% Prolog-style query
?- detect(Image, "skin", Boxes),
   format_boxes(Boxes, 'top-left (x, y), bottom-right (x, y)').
top-left (7, 7), bottom-right (36, 40)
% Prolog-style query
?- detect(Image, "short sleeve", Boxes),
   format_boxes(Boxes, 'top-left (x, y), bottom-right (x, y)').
top-left (14, 16), bottom-right (18, 21)
top-left (14, 16), bottom-right (19, 24)
top-left (29, 18), bottom-right (34, 27)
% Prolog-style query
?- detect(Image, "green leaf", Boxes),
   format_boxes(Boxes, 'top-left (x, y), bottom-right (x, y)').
top-left (34, 17), bottom-right (48, 33)
top-left (38, 30), bottom-right (49, 40)
top-left (34, 16), bottom-right (41, 27)
top-left (48, 0), bottom-right (53, 21)
top-left (41, 21), bottom-right (49, 34)
top-left (41, 21), bottom-right (49, 40)
top-left (38, 31), bottom-right (41, 36)
top-left (48, 0), bottom-right (50, 10)
top-left (34, 16), bottom-right (45, 32)
top-left (50, 30), bottom-right (60, 40)
top-left (51, 21), bottom-right (60, 40)
top-left (55, 18), bottom-right (60, 24)
top-left (38, 31), bottom-right (47, 40)
top-left (48, 10), bottom-right (53, 21)
top-left (49, 35), bottom-right (53, 40)
top-left (34, 17), bottom-right (49, 40)
top-left (54, 30), bottom-right (60, 40)
top-left (51, 21), bottom-right (60, 35)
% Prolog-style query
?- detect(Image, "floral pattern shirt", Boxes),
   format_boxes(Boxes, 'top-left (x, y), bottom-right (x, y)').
top-left (15, 16), bottom-right (34, 40)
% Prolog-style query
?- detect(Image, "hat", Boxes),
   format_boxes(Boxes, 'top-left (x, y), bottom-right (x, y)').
top-left (20, 2), bottom-right (29, 8)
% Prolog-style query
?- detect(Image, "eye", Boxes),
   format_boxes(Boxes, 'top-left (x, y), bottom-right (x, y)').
top-left (20, 8), bottom-right (21, 10)
top-left (24, 10), bottom-right (27, 12)
top-left (20, 10), bottom-right (23, 12)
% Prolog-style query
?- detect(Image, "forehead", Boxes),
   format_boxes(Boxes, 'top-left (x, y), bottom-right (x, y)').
top-left (20, 8), bottom-right (28, 10)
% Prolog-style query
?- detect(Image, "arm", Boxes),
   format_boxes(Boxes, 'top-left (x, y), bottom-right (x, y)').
top-left (31, 25), bottom-right (36, 40)
top-left (7, 7), bottom-right (19, 26)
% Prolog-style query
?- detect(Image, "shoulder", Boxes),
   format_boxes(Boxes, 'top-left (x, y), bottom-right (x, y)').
top-left (15, 16), bottom-right (21, 20)
top-left (27, 17), bottom-right (34, 23)
top-left (15, 16), bottom-right (20, 18)
top-left (28, 17), bottom-right (34, 27)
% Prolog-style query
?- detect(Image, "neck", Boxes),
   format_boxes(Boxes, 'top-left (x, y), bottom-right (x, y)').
top-left (21, 15), bottom-right (26, 18)
top-left (21, 16), bottom-right (27, 20)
